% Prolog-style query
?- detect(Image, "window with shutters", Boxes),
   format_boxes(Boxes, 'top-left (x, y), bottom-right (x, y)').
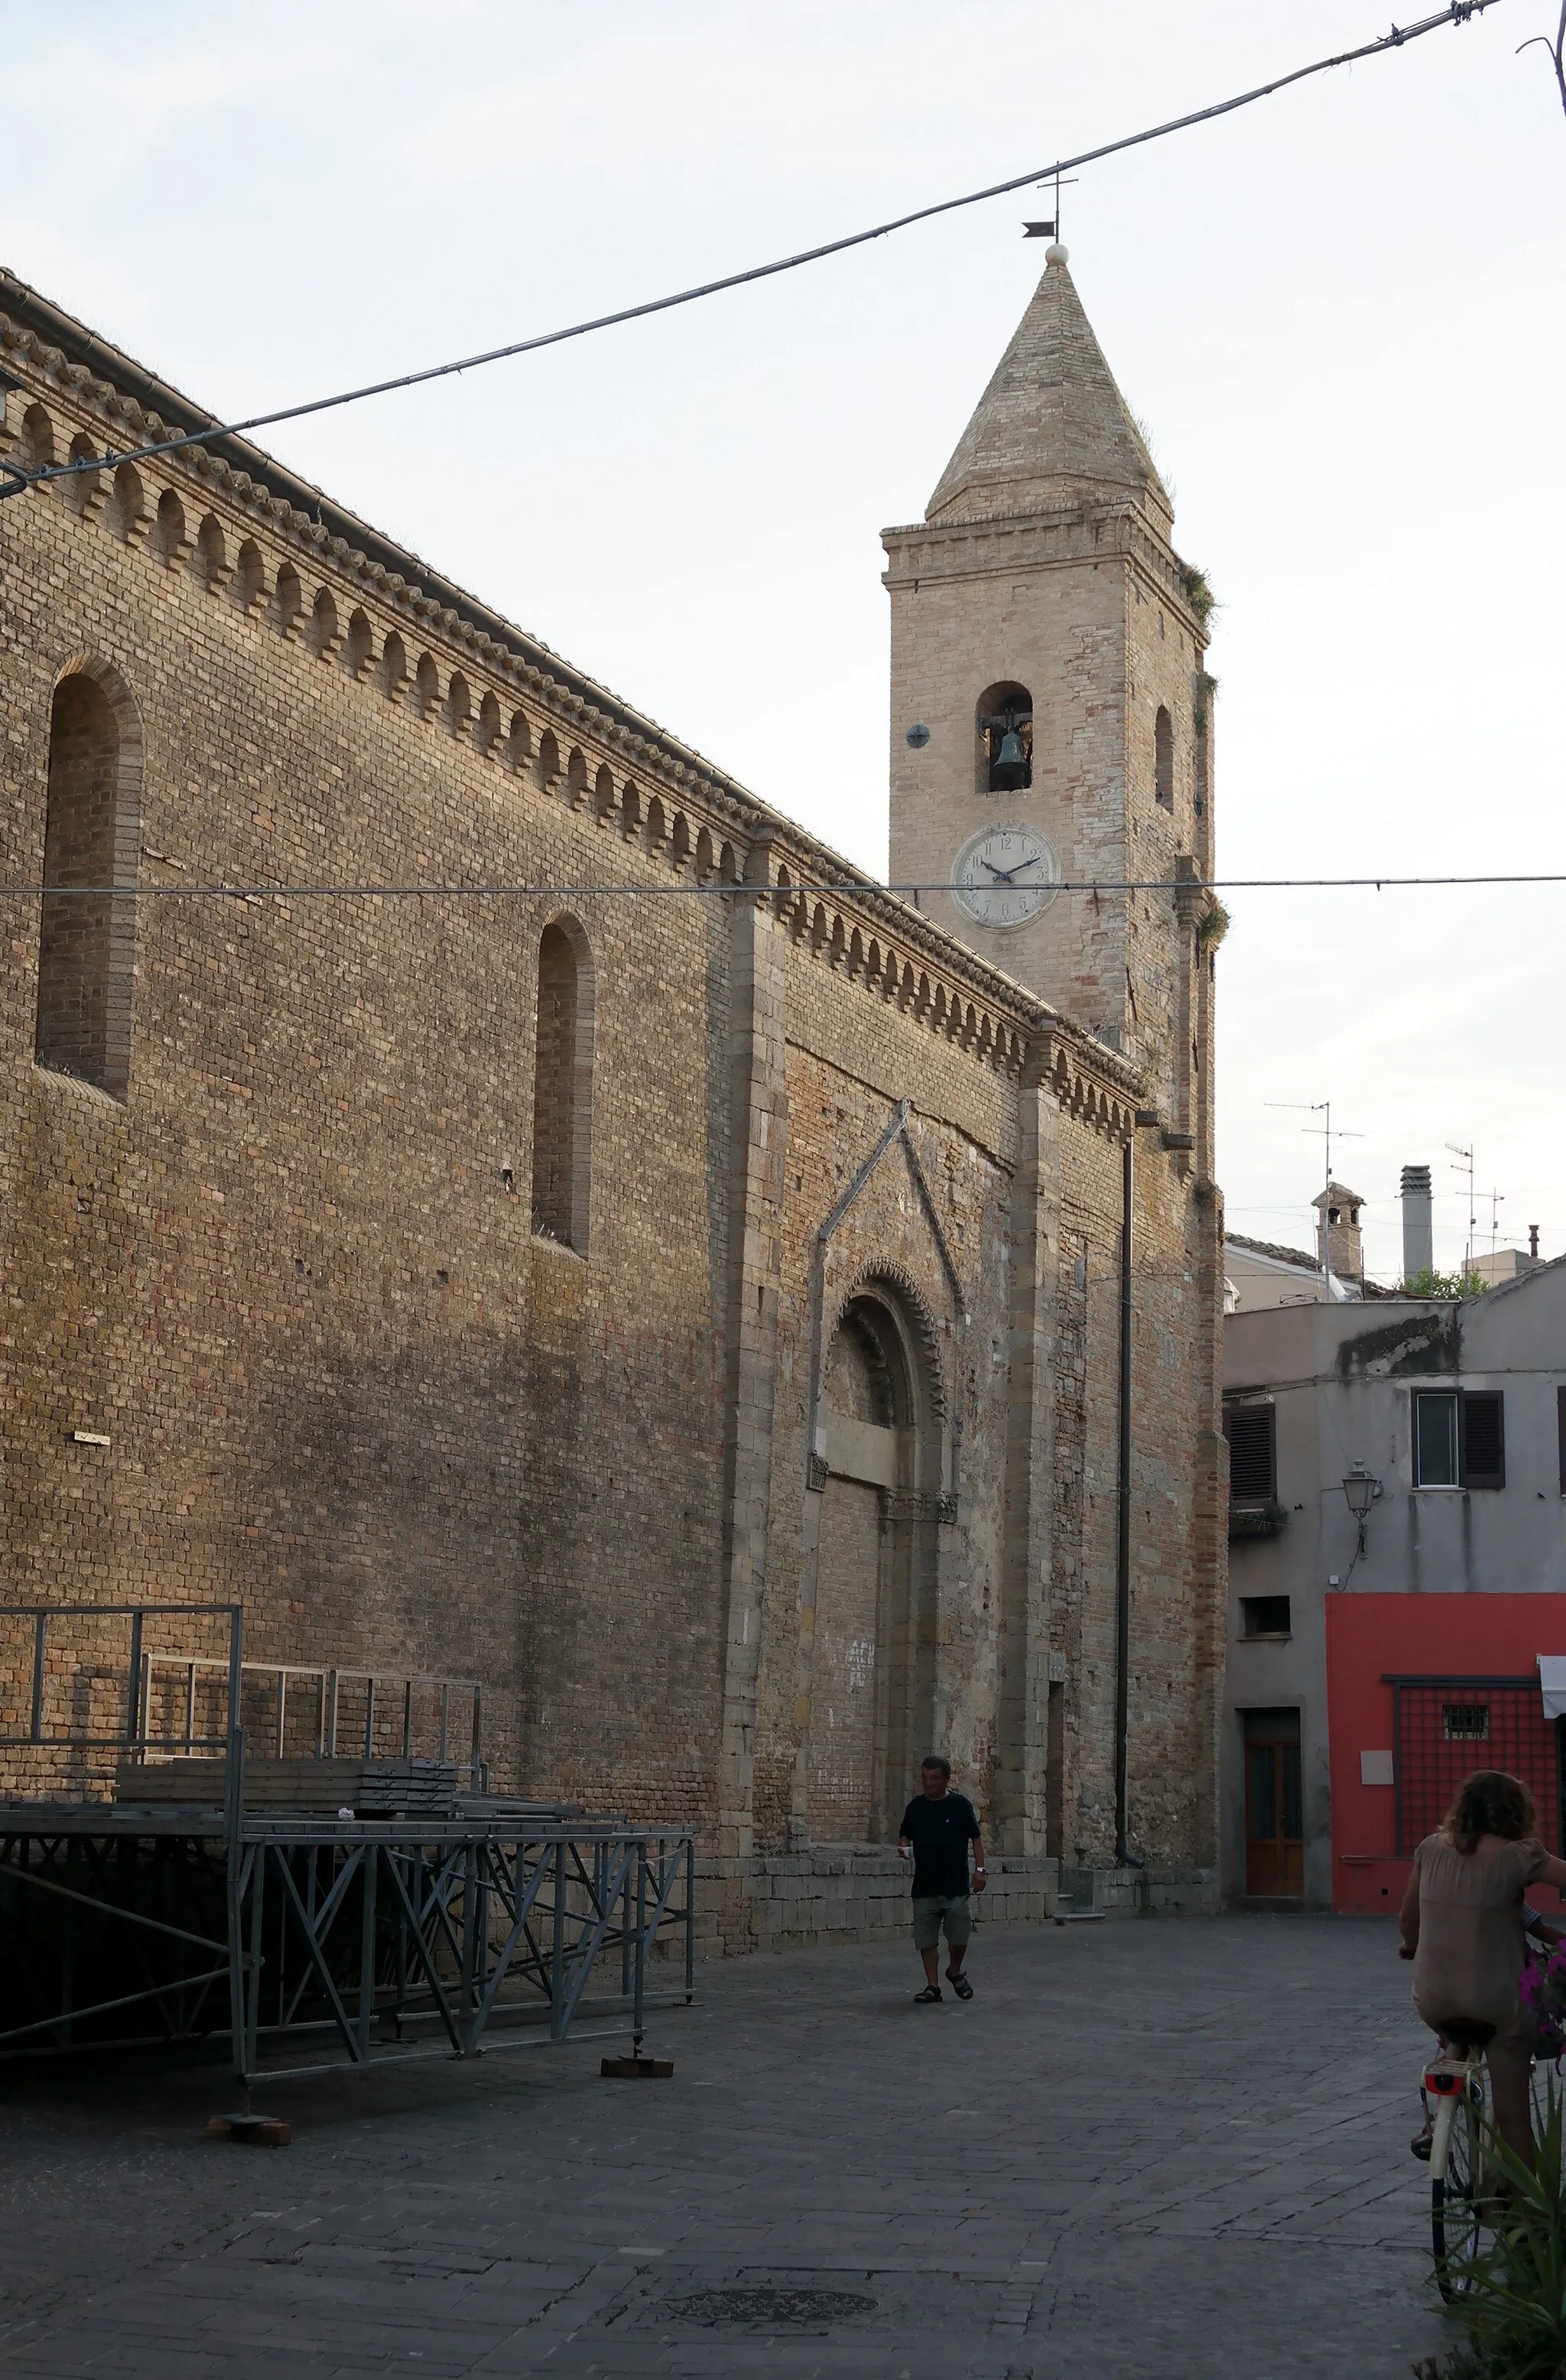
top-left (1413, 1389), bottom-right (1505, 1490)
top-left (1223, 1403), bottom-right (1276, 1507)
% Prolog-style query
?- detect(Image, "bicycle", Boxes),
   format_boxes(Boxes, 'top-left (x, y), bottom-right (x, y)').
top-left (1418, 2019), bottom-right (1494, 2300)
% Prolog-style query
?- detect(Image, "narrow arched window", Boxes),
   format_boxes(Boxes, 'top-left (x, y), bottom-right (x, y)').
top-left (153, 488), bottom-right (187, 567)
top-left (34, 668), bottom-right (141, 1097)
top-left (63, 432), bottom-right (103, 521)
top-left (976, 682), bottom-right (1032, 793)
top-left (197, 515), bottom-right (228, 591)
top-left (111, 462), bottom-right (147, 545)
top-left (531, 920), bottom-right (593, 1250)
top-left (1155, 705), bottom-right (1174, 808)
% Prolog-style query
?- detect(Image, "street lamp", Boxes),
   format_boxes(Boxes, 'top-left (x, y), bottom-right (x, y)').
top-left (1343, 1466), bottom-right (1375, 1556)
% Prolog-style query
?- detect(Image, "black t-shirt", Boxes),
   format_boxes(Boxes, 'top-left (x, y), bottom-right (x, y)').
top-left (899, 1790), bottom-right (981, 1897)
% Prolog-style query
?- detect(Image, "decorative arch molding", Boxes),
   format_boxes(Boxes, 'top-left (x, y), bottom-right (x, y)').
top-left (804, 1099), bottom-right (966, 1517)
top-left (823, 1260), bottom-right (946, 1426)
top-left (1028, 1031), bottom-right (1138, 1146)
top-left (50, 648), bottom-right (146, 771)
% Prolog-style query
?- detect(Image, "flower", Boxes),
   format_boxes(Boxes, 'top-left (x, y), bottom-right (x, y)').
top-left (1519, 1943), bottom-right (1566, 2060)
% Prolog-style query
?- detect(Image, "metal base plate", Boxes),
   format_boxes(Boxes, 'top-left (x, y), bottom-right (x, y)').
top-left (601, 2056), bottom-right (674, 2079)
top-left (207, 2114), bottom-right (292, 2145)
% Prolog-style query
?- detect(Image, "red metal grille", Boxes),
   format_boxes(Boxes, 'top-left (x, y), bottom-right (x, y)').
top-left (1386, 1675), bottom-right (1563, 1858)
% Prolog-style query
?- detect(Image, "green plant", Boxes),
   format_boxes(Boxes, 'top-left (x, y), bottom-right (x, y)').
top-left (1178, 563), bottom-right (1217, 629)
top-left (1228, 1498), bottom-right (1288, 1540)
top-left (1196, 898), bottom-right (1230, 954)
top-left (1403, 1266), bottom-right (1486, 1299)
top-left (1416, 2087), bottom-right (1566, 2378)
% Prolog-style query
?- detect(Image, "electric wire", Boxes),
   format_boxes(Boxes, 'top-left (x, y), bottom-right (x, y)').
top-left (0, 869), bottom-right (1561, 900)
top-left (0, 0), bottom-right (1499, 503)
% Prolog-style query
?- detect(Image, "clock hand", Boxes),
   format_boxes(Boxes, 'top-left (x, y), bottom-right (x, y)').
top-left (980, 859), bottom-right (1020, 883)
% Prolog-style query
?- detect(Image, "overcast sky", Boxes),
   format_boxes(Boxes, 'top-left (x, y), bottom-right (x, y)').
top-left (5, 1), bottom-right (1562, 1283)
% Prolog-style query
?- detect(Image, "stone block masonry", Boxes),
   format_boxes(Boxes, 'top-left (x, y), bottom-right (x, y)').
top-left (0, 255), bottom-right (1224, 1944)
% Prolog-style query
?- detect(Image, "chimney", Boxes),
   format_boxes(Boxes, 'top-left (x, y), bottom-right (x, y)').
top-left (1530, 1224), bottom-right (1541, 1262)
top-left (1401, 1165), bottom-right (1434, 1284)
top-left (1314, 1182), bottom-right (1365, 1284)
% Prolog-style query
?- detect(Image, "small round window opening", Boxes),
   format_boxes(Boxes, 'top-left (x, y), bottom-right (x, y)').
top-left (976, 683), bottom-right (1032, 793)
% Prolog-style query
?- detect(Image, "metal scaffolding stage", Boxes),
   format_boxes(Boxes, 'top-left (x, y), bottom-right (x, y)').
top-left (0, 1604), bottom-right (695, 2087)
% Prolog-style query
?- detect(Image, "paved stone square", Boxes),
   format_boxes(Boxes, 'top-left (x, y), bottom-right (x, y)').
top-left (0, 1915), bottom-right (1450, 2378)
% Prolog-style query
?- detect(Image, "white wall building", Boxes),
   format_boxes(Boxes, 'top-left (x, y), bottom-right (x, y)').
top-left (1222, 1259), bottom-right (1566, 1911)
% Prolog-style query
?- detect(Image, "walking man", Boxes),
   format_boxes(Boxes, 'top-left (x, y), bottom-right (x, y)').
top-left (898, 1754), bottom-right (986, 2002)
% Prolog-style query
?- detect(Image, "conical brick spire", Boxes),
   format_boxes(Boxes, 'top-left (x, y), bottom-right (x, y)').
top-left (926, 247), bottom-right (1171, 532)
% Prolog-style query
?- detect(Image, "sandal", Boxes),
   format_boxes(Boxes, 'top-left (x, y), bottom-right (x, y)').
top-left (914, 1985), bottom-right (943, 2003)
top-left (947, 1970), bottom-right (974, 2001)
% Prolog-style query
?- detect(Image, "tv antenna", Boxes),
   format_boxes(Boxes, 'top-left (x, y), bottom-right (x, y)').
top-left (1265, 1100), bottom-right (1365, 1298)
top-left (1446, 1142), bottom-right (1476, 1276)
top-left (1482, 1185), bottom-right (1504, 1260)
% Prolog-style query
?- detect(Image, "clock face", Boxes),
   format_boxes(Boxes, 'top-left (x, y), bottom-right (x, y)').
top-left (950, 821), bottom-right (1060, 930)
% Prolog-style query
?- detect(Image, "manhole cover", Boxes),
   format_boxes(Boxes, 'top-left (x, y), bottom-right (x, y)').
top-left (664, 2285), bottom-right (877, 2330)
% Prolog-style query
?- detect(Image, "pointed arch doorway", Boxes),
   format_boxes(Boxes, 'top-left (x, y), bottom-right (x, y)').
top-left (804, 1290), bottom-right (936, 1844)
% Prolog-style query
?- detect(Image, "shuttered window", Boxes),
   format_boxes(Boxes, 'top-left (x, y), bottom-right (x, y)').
top-left (1463, 1391), bottom-right (1505, 1491)
top-left (1223, 1403), bottom-right (1276, 1506)
top-left (1413, 1389), bottom-right (1504, 1490)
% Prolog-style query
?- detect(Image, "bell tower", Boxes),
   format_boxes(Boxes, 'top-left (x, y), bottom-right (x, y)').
top-left (883, 244), bottom-right (1215, 1136)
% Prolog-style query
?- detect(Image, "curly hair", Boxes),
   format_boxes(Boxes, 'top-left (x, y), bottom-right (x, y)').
top-left (1441, 1770), bottom-right (1538, 1854)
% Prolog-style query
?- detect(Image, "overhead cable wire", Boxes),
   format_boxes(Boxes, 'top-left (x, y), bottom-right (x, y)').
top-left (0, 0), bottom-right (1500, 503)
top-left (0, 866), bottom-right (1561, 900)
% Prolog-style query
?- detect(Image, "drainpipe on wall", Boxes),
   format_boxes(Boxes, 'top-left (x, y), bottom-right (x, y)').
top-left (1115, 1135), bottom-right (1143, 1871)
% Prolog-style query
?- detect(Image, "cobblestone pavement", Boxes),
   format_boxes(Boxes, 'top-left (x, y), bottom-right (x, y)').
top-left (0, 1914), bottom-right (1449, 2378)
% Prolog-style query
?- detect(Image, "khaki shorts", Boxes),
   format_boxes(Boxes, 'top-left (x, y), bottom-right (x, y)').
top-left (912, 1894), bottom-right (973, 1952)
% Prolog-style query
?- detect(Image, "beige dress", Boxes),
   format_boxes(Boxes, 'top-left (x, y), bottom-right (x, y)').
top-left (1412, 1832), bottom-right (1548, 2068)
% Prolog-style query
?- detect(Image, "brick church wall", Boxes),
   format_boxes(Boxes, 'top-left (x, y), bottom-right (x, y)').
top-left (0, 273), bottom-right (1223, 1936)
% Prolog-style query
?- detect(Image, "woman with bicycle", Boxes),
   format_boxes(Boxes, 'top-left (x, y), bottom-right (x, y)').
top-left (1398, 1769), bottom-right (1566, 2167)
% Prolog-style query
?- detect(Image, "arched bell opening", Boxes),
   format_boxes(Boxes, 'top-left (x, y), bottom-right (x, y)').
top-left (976, 681), bottom-right (1033, 795)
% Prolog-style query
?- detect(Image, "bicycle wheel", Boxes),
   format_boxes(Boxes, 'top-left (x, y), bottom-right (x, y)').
top-left (1432, 2079), bottom-right (1486, 2300)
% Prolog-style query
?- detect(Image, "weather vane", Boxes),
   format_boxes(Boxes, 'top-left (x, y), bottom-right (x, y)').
top-left (1023, 170), bottom-right (1077, 240)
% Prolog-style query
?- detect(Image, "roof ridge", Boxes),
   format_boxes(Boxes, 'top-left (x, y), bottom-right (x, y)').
top-left (0, 265), bottom-right (1146, 1099)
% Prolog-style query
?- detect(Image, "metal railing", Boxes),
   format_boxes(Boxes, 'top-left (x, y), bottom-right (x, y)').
top-left (132, 1653), bottom-right (482, 1778)
top-left (0, 1605), bottom-right (483, 1788)
top-left (0, 1605), bottom-right (697, 2088)
top-left (0, 1601), bottom-right (242, 1757)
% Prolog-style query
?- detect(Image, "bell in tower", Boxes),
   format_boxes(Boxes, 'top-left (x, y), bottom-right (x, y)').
top-left (978, 684), bottom-right (1033, 793)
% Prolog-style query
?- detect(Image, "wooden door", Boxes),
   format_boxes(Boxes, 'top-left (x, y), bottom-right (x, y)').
top-left (1244, 1710), bottom-right (1303, 1897)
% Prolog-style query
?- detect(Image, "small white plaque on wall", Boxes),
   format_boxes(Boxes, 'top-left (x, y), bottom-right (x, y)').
top-left (1360, 1750), bottom-right (1395, 1787)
